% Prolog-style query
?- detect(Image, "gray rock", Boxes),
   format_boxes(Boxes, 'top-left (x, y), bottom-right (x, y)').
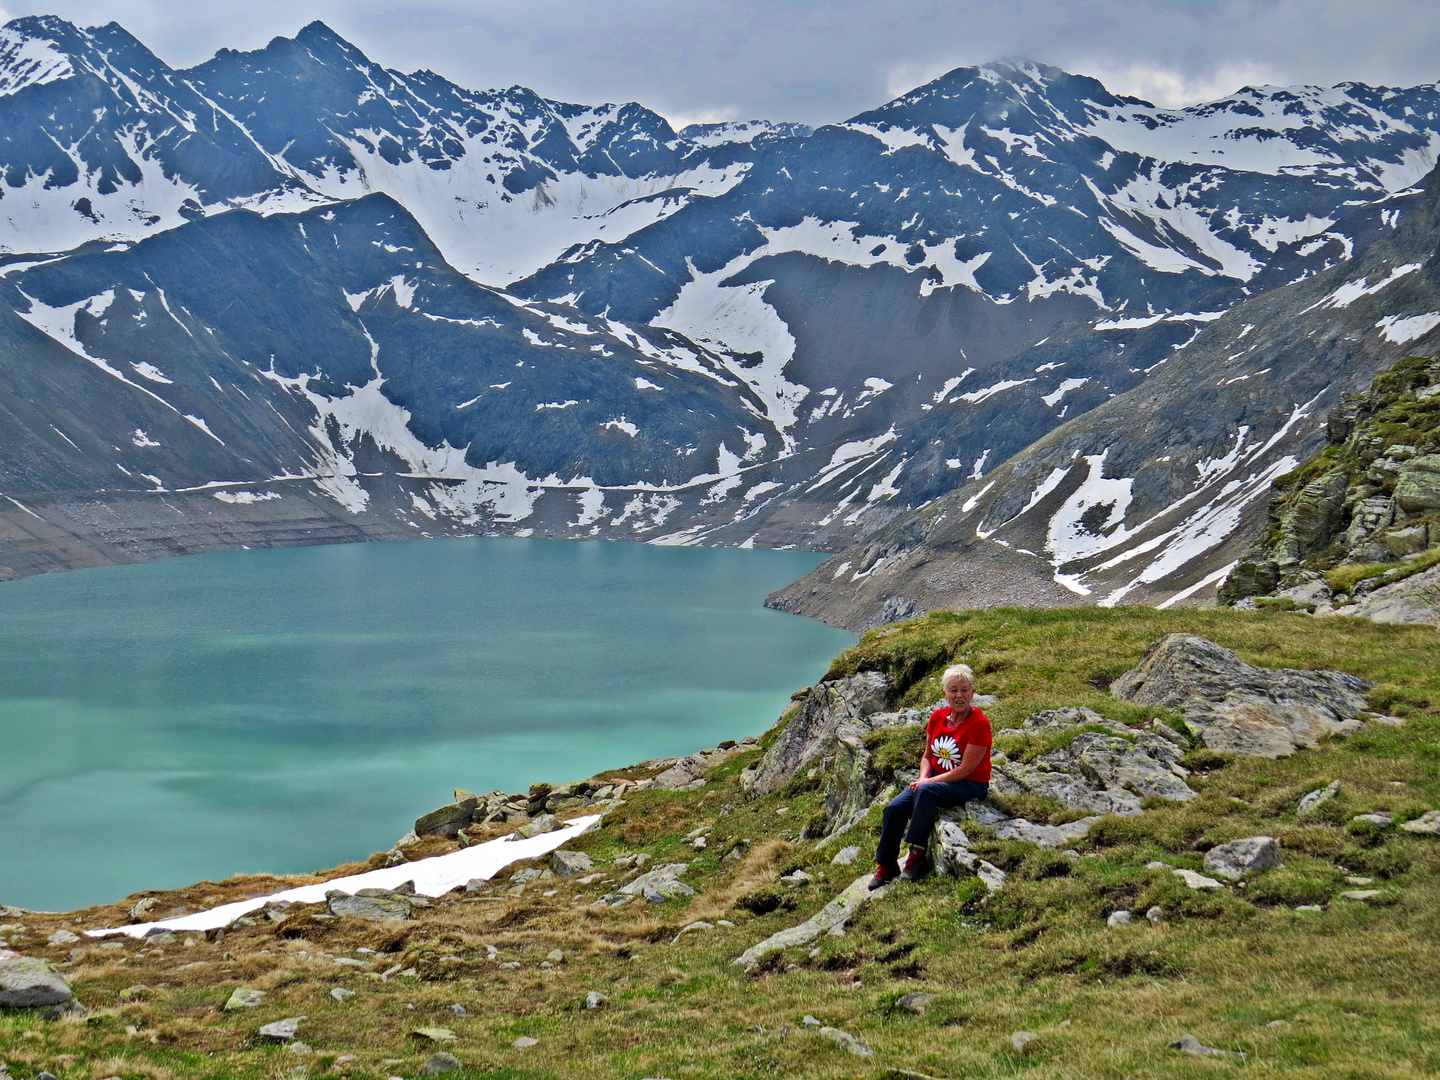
top-left (327, 890), bottom-right (412, 922)
top-left (1394, 453), bottom-right (1440, 513)
top-left (895, 992), bottom-right (936, 1015)
top-left (1011, 1031), bottom-right (1038, 1054)
top-left (994, 815), bottom-right (1102, 849)
top-left (818, 1025), bottom-right (873, 1058)
top-left (1170, 1034), bottom-right (1246, 1060)
top-left (422, 1052), bottom-right (461, 1075)
top-left (733, 873), bottom-right (889, 970)
top-left (1351, 812), bottom-right (1394, 827)
top-left (331, 987), bottom-right (356, 1002)
top-left (584, 991), bottom-right (608, 1009)
top-left (1112, 634), bottom-right (1373, 757)
top-left (750, 672), bottom-right (892, 798)
top-left (415, 796), bottom-right (477, 838)
top-left (1173, 868), bottom-right (1225, 890)
top-left (645, 881), bottom-right (695, 904)
top-left (779, 870), bottom-right (812, 887)
top-left (513, 1036), bottom-right (538, 1048)
top-left (509, 814), bottom-right (563, 840)
top-left (619, 863), bottom-right (689, 896)
top-left (46, 929), bottom-right (79, 947)
top-left (1298, 780), bottom-right (1341, 817)
top-left (832, 846), bottom-right (860, 865)
top-left (1107, 910), bottom-right (1132, 927)
top-left (258, 1016), bottom-right (304, 1042)
top-left (550, 850), bottom-right (594, 878)
top-left (0, 951), bottom-right (73, 1008)
top-left (1146, 905), bottom-right (1164, 925)
top-left (143, 930), bottom-right (177, 945)
top-left (652, 745), bottom-right (743, 790)
top-left (1401, 810), bottom-right (1440, 834)
top-left (1340, 889), bottom-right (1384, 902)
top-left (1203, 837), bottom-right (1282, 880)
top-left (1022, 706), bottom-right (1130, 735)
top-left (224, 987), bottom-right (265, 1010)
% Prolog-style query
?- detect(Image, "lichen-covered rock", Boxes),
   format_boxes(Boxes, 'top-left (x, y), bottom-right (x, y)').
top-left (1203, 836), bottom-right (1282, 880)
top-left (327, 889), bottom-right (412, 921)
top-left (618, 863), bottom-right (689, 897)
top-left (0, 950), bottom-right (73, 1008)
top-left (821, 708), bottom-right (924, 832)
top-left (414, 796), bottom-right (478, 838)
top-left (1394, 453), bottom-right (1440, 513)
top-left (1112, 634), bottom-right (1372, 757)
top-left (749, 672), bottom-right (892, 798)
top-left (990, 753), bottom-right (1145, 816)
top-left (652, 745), bottom-right (743, 790)
top-left (1297, 780), bottom-right (1341, 816)
top-left (550, 850), bottom-right (593, 878)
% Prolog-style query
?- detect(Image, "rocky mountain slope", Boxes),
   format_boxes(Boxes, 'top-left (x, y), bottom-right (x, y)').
top-left (1215, 352), bottom-right (1440, 623)
top-left (2, 606), bottom-right (1438, 1078)
top-left (770, 166), bottom-right (1440, 628)
top-left (4, 16), bottom-right (1440, 581)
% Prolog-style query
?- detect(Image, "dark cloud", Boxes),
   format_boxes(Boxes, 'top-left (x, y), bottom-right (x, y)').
top-left (6, 0), bottom-right (1440, 125)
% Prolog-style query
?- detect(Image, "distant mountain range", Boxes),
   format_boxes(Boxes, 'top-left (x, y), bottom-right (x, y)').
top-left (0, 14), bottom-right (1437, 623)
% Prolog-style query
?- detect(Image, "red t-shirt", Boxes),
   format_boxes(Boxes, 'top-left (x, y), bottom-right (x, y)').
top-left (924, 706), bottom-right (992, 783)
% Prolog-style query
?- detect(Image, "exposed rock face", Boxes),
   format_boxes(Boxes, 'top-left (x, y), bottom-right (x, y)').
top-left (414, 797), bottom-right (478, 839)
top-left (1220, 353), bottom-right (1440, 612)
top-left (1203, 837), bottom-right (1283, 880)
top-left (618, 863), bottom-right (689, 898)
top-left (0, 950), bottom-right (73, 1008)
top-left (327, 890), bottom-right (412, 921)
top-left (1111, 634), bottom-right (1373, 757)
top-left (652, 745), bottom-right (744, 791)
top-left (747, 672), bottom-right (894, 799)
top-left (549, 851), bottom-right (594, 879)
top-left (989, 706), bottom-right (1196, 815)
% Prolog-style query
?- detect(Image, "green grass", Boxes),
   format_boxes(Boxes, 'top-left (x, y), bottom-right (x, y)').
top-left (1, 606), bottom-right (1438, 1079)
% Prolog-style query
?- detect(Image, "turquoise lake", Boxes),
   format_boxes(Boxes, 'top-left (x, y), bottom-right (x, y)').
top-left (0, 538), bottom-right (852, 912)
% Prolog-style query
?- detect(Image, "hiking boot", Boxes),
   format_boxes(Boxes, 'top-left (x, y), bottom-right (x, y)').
top-left (900, 849), bottom-right (929, 882)
top-left (868, 861), bottom-right (899, 891)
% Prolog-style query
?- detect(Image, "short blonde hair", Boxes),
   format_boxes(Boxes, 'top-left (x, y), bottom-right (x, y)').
top-left (940, 663), bottom-right (974, 690)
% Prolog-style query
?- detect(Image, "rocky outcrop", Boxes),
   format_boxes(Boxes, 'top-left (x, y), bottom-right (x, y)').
top-left (651, 741), bottom-right (751, 791)
top-left (988, 707), bottom-right (1195, 815)
top-left (0, 950), bottom-right (73, 1008)
top-left (1220, 353), bottom-right (1440, 611)
top-left (1112, 634), bottom-right (1373, 757)
top-left (746, 672), bottom-right (894, 799)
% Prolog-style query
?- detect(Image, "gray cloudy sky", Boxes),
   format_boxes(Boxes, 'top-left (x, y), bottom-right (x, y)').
top-left (5, 1), bottom-right (1439, 127)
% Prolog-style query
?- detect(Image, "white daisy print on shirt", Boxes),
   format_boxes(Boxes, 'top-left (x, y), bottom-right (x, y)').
top-left (931, 734), bottom-right (960, 769)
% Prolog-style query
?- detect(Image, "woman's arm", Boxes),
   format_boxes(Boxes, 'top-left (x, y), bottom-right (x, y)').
top-left (922, 742), bottom-right (988, 784)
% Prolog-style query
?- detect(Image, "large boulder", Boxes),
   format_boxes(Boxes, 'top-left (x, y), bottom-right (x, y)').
top-left (652, 744), bottom-right (743, 791)
top-left (1112, 635), bottom-right (1372, 757)
top-left (821, 708), bottom-right (926, 832)
top-left (1394, 454), bottom-right (1440, 514)
top-left (1203, 837), bottom-right (1282, 880)
top-left (0, 950), bottom-right (73, 1008)
top-left (327, 889), bottom-right (412, 921)
top-left (415, 796), bottom-right (478, 838)
top-left (747, 672), bottom-right (893, 798)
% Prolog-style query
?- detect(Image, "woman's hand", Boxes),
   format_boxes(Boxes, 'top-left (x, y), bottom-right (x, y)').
top-left (908, 776), bottom-right (932, 792)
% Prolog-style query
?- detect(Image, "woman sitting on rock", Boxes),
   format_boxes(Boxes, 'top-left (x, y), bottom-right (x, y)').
top-left (870, 663), bottom-right (992, 889)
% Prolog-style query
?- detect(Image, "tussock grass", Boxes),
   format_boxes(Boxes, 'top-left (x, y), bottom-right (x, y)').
top-left (2, 607), bottom-right (1438, 1078)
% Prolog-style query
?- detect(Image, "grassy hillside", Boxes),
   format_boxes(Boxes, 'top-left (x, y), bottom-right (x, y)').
top-left (3, 607), bottom-right (1439, 1079)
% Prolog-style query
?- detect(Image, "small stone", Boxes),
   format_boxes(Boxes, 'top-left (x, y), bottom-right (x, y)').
top-left (1297, 780), bottom-right (1341, 817)
top-left (1346, 876), bottom-right (1375, 886)
top-left (1296, 905), bottom-right (1323, 912)
top-left (450, 1003), bottom-right (467, 1017)
top-left (330, 987), bottom-right (356, 1002)
top-left (129, 898), bottom-right (159, 920)
top-left (422, 1052), bottom-right (461, 1075)
top-left (1265, 1020), bottom-right (1289, 1029)
top-left (327, 891), bottom-right (412, 922)
top-left (1173, 868), bottom-right (1225, 890)
top-left (1146, 860), bottom-right (1170, 870)
top-left (1107, 910), bottom-right (1132, 927)
top-left (499, 961), bottom-right (521, 969)
top-left (832, 846), bottom-right (860, 865)
top-left (287, 1041), bottom-right (313, 1056)
top-left (1011, 1031), bottom-right (1038, 1054)
top-left (717, 919), bottom-right (734, 927)
top-left (412, 1027), bottom-right (458, 1043)
top-left (551, 851), bottom-right (594, 878)
top-left (513, 1036), bottom-right (538, 1048)
top-left (509, 815), bottom-right (562, 840)
top-left (585, 990), bottom-right (608, 1009)
top-left (780, 870), bottom-right (813, 887)
top-left (144, 930), bottom-right (177, 946)
top-left (802, 1015), bottom-right (822, 1027)
top-left (819, 1025), bottom-right (873, 1058)
top-left (895, 992), bottom-right (937, 1015)
top-left (1400, 810), bottom-right (1440, 834)
top-left (224, 987), bottom-right (266, 1011)
top-left (1145, 905), bottom-right (1164, 925)
top-left (1203, 837), bottom-right (1282, 881)
top-left (546, 949), bottom-right (565, 963)
top-left (1169, 1034), bottom-right (1245, 1060)
top-left (1340, 890), bottom-right (1383, 902)
top-left (46, 929), bottom-right (79, 947)
top-left (258, 1016), bottom-right (304, 1042)
top-left (1350, 813), bottom-right (1394, 828)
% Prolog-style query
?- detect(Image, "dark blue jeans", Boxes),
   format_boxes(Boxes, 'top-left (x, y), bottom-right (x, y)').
top-left (877, 780), bottom-right (989, 866)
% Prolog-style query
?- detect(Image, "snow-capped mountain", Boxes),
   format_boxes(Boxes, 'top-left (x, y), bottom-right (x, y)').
top-left (1, 14), bottom-right (1438, 601)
